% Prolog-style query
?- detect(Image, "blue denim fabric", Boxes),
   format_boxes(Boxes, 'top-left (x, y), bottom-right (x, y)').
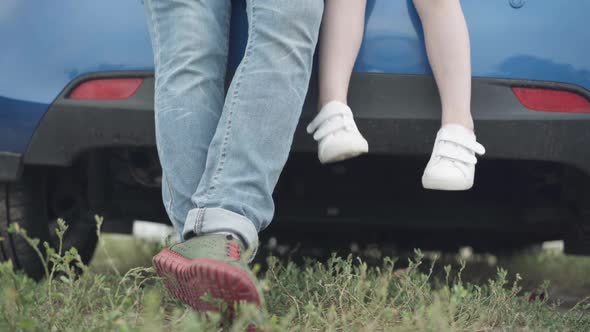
top-left (144, 0), bottom-right (323, 252)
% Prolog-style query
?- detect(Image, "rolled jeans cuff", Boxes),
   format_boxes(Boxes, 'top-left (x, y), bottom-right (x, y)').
top-left (183, 207), bottom-right (259, 255)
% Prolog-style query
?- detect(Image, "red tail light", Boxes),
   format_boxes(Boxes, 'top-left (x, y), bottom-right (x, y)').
top-left (512, 87), bottom-right (590, 113)
top-left (69, 78), bottom-right (144, 100)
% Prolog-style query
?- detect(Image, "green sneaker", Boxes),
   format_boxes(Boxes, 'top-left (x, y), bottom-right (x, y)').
top-left (153, 233), bottom-right (262, 312)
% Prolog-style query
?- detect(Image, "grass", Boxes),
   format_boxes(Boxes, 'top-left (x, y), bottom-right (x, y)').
top-left (1, 218), bottom-right (590, 331)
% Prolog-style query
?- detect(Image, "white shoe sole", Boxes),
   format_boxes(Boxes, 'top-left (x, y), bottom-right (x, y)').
top-left (319, 135), bottom-right (369, 164)
top-left (421, 176), bottom-right (473, 191)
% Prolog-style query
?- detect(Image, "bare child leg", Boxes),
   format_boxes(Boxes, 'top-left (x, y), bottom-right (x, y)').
top-left (414, 0), bottom-right (486, 190)
top-left (414, 0), bottom-right (473, 129)
top-left (318, 0), bottom-right (366, 107)
top-left (307, 0), bottom-right (369, 164)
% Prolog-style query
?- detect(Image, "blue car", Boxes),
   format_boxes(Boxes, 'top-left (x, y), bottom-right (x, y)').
top-left (1, 0), bottom-right (589, 278)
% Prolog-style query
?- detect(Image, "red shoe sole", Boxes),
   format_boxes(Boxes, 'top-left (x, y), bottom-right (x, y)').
top-left (153, 248), bottom-right (262, 312)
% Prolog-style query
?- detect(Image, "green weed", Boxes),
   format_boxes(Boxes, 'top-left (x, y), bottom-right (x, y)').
top-left (0, 219), bottom-right (588, 331)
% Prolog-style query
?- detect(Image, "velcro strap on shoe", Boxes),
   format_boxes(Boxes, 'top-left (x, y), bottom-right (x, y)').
top-left (312, 117), bottom-right (356, 141)
top-left (436, 143), bottom-right (478, 164)
top-left (307, 103), bottom-right (353, 134)
top-left (438, 131), bottom-right (486, 155)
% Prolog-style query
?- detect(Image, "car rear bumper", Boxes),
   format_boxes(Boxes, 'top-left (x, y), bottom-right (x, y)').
top-left (2, 72), bottom-right (589, 181)
top-left (303, 74), bottom-right (590, 174)
top-left (0, 152), bottom-right (22, 181)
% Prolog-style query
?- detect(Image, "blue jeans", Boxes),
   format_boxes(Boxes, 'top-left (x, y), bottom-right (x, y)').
top-left (144, 0), bottom-right (323, 252)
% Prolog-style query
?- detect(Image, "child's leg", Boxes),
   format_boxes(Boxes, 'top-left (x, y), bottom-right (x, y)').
top-left (415, 0), bottom-right (486, 190)
top-left (413, 0), bottom-right (473, 130)
top-left (307, 0), bottom-right (369, 164)
top-left (319, 0), bottom-right (367, 107)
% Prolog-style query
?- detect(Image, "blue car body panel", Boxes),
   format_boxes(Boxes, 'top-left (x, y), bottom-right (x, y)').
top-left (0, 0), bottom-right (152, 153)
top-left (0, 0), bottom-right (589, 154)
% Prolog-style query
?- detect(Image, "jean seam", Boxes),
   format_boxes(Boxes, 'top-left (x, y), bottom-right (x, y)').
top-left (194, 208), bottom-right (206, 235)
top-left (202, 0), bottom-right (258, 206)
top-left (147, 0), bottom-right (166, 180)
top-left (148, 0), bottom-right (175, 222)
top-left (162, 174), bottom-right (176, 222)
top-left (146, 0), bottom-right (161, 74)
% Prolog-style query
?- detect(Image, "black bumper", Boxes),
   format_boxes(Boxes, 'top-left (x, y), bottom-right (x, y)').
top-left (6, 72), bottom-right (590, 180)
top-left (0, 152), bottom-right (22, 181)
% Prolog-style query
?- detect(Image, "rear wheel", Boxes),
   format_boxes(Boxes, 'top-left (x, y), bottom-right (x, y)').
top-left (0, 170), bottom-right (98, 280)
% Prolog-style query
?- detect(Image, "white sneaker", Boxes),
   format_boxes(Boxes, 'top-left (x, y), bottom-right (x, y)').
top-left (422, 124), bottom-right (485, 191)
top-left (306, 101), bottom-right (369, 164)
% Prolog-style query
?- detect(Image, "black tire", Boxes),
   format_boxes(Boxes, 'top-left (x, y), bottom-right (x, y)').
top-left (0, 172), bottom-right (98, 280)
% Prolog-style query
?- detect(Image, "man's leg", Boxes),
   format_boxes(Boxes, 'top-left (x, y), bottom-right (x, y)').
top-left (143, 0), bottom-right (231, 234)
top-left (186, 0), bottom-right (325, 253)
top-left (145, 0), bottom-right (259, 312)
top-left (150, 0), bottom-right (324, 314)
